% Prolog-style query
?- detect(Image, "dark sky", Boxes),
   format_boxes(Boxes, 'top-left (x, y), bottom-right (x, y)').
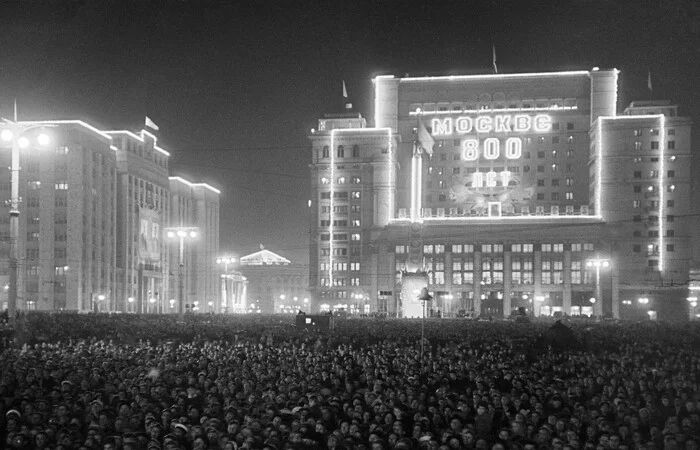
top-left (1, 0), bottom-right (697, 263)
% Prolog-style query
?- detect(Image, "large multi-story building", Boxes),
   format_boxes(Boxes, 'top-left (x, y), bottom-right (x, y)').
top-left (0, 119), bottom-right (220, 313)
top-left (309, 68), bottom-right (696, 320)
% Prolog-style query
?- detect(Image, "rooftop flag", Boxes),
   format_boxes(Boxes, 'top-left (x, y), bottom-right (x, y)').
top-left (145, 116), bottom-right (159, 131)
top-left (492, 44), bottom-right (498, 74)
top-left (417, 117), bottom-right (434, 154)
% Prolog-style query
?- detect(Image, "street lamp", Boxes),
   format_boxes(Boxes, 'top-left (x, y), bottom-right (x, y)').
top-left (1, 118), bottom-right (51, 324)
top-left (586, 257), bottom-right (611, 317)
top-left (216, 255), bottom-right (236, 314)
top-left (127, 297), bottom-right (135, 313)
top-left (165, 226), bottom-right (198, 317)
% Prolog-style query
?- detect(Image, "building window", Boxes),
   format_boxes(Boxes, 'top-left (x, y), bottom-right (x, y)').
top-left (571, 261), bottom-right (582, 284)
top-left (351, 177), bottom-right (361, 184)
top-left (55, 183), bottom-right (68, 190)
top-left (481, 257), bottom-right (504, 284)
top-left (351, 233), bottom-right (360, 241)
top-left (667, 141), bottom-right (675, 150)
top-left (667, 170), bottom-right (675, 178)
top-left (651, 141), bottom-right (659, 150)
top-left (337, 145), bottom-right (345, 158)
top-left (565, 192), bottom-right (574, 200)
top-left (551, 164), bottom-right (558, 172)
top-left (511, 258), bottom-right (534, 285)
top-left (351, 191), bottom-right (361, 199)
top-left (337, 177), bottom-right (346, 184)
top-left (322, 146), bottom-right (329, 158)
top-left (352, 145), bottom-right (360, 157)
top-left (320, 177), bottom-right (330, 185)
top-left (567, 122), bottom-right (574, 130)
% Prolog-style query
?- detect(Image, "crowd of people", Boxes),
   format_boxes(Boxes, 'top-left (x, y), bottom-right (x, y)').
top-left (1, 312), bottom-right (699, 450)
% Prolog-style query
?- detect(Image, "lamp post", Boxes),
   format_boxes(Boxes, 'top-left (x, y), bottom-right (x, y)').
top-left (127, 297), bottom-right (135, 313)
top-left (165, 227), bottom-right (198, 317)
top-left (586, 257), bottom-right (610, 318)
top-left (216, 255), bottom-right (236, 314)
top-left (1, 118), bottom-right (51, 325)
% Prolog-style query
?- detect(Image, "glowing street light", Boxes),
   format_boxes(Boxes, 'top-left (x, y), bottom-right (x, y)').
top-left (1, 116), bottom-right (52, 324)
top-left (165, 226), bottom-right (199, 316)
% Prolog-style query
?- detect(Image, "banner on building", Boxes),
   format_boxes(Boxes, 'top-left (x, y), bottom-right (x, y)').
top-left (138, 207), bottom-right (161, 264)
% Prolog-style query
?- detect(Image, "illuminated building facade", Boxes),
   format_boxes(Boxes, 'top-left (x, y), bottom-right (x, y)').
top-left (0, 119), bottom-right (220, 313)
top-left (309, 69), bottom-right (694, 320)
top-left (239, 249), bottom-right (309, 314)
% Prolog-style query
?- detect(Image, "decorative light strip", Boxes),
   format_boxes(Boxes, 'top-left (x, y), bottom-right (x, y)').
top-left (109, 145), bottom-right (119, 152)
top-left (106, 129), bottom-right (171, 156)
top-left (408, 105), bottom-right (577, 115)
top-left (390, 214), bottom-right (603, 224)
top-left (399, 70), bottom-right (591, 82)
top-left (597, 114), bottom-right (665, 270)
top-left (658, 114), bottom-right (665, 272)
top-left (169, 176), bottom-right (221, 194)
top-left (329, 129), bottom-right (336, 289)
top-left (18, 120), bottom-right (112, 140)
top-left (597, 119), bottom-right (604, 216)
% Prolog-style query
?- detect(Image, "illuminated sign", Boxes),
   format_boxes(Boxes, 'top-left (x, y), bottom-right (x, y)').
top-left (431, 114), bottom-right (551, 136)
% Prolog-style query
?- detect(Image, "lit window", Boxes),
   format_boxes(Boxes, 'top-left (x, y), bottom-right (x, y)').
top-left (351, 233), bottom-right (360, 241)
top-left (337, 177), bottom-right (346, 184)
top-left (320, 177), bottom-right (330, 185)
top-left (551, 164), bottom-right (558, 172)
top-left (565, 192), bottom-right (574, 200)
top-left (351, 191), bottom-right (361, 199)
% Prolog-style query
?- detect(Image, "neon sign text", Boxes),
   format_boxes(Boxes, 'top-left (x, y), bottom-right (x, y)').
top-left (432, 114), bottom-right (551, 136)
top-left (462, 137), bottom-right (522, 161)
top-left (472, 170), bottom-right (512, 188)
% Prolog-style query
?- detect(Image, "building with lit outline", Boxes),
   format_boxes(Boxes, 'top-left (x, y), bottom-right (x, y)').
top-left (309, 68), bottom-right (695, 320)
top-left (0, 119), bottom-right (220, 313)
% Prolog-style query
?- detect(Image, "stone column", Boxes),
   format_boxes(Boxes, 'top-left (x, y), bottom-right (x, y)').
top-left (503, 251), bottom-right (512, 317)
top-left (534, 250), bottom-right (542, 317)
top-left (563, 250), bottom-right (572, 314)
top-left (474, 251), bottom-right (482, 316)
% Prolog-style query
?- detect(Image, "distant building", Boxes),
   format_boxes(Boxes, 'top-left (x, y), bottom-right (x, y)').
top-left (239, 248), bottom-right (309, 314)
top-left (309, 69), bottom-right (696, 320)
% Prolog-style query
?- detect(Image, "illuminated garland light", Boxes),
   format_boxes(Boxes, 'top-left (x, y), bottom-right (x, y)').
top-left (106, 129), bottom-right (171, 156)
top-left (19, 120), bottom-right (112, 140)
top-left (658, 115), bottom-right (665, 272)
top-left (399, 70), bottom-right (591, 82)
top-left (329, 129), bottom-right (336, 289)
top-left (408, 105), bottom-right (577, 115)
top-left (169, 176), bottom-right (221, 194)
top-left (597, 114), bottom-right (665, 271)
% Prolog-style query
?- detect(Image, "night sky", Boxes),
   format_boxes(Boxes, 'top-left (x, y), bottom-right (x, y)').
top-left (1, 0), bottom-right (697, 264)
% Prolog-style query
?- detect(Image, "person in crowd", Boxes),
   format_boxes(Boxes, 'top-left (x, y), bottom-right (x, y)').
top-left (0, 312), bottom-right (698, 449)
